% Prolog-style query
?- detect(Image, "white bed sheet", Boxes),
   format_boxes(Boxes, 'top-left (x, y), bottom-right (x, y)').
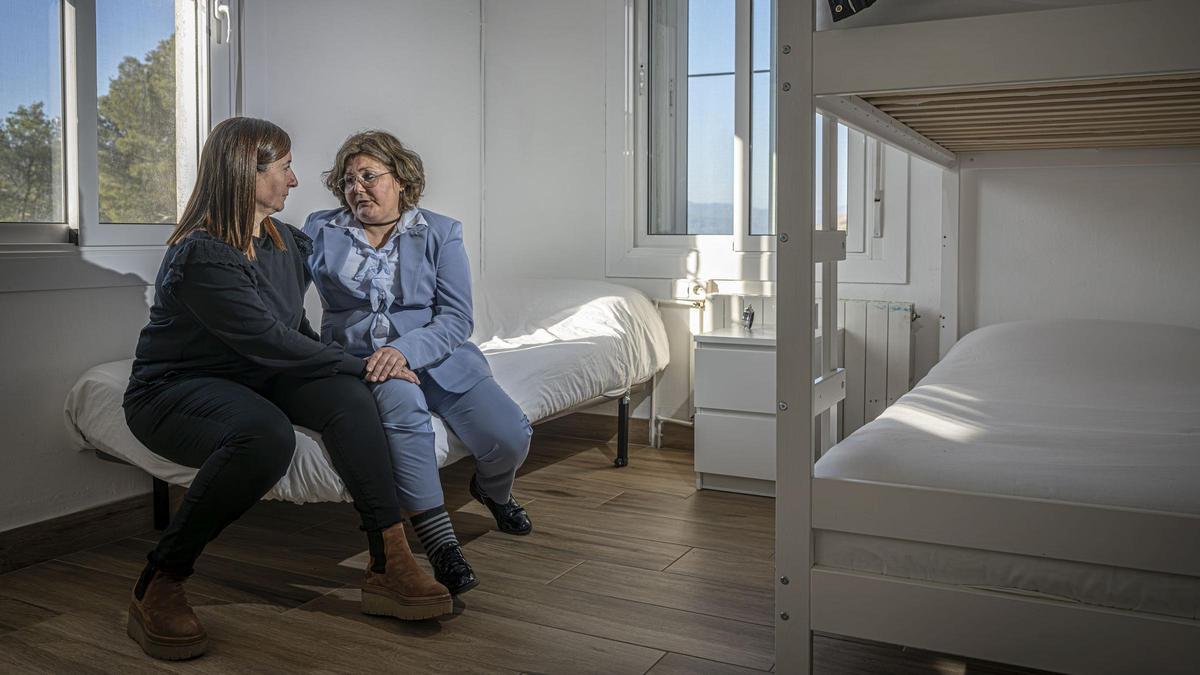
top-left (64, 278), bottom-right (669, 504)
top-left (814, 319), bottom-right (1200, 619)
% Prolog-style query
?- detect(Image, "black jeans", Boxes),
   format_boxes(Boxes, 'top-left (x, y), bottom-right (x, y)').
top-left (125, 373), bottom-right (404, 575)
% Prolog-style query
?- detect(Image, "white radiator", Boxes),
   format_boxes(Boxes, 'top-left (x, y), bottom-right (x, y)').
top-left (837, 299), bottom-right (915, 437)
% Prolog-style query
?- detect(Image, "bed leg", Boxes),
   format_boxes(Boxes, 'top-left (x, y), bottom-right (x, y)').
top-left (152, 477), bottom-right (170, 531)
top-left (614, 394), bottom-right (630, 468)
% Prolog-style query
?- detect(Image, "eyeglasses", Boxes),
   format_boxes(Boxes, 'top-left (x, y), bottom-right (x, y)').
top-left (336, 170), bottom-right (393, 192)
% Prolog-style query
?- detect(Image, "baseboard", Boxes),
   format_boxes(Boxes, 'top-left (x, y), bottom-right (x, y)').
top-left (0, 493), bottom-right (154, 575)
top-left (659, 419), bottom-right (695, 452)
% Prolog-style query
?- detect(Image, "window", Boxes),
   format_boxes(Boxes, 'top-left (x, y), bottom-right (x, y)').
top-left (0, 0), bottom-right (206, 246)
top-left (642, 0), bottom-right (773, 241)
top-left (609, 1), bottom-right (906, 283)
top-left (0, 0), bottom-right (65, 234)
top-left (816, 111), bottom-right (910, 284)
top-left (96, 0), bottom-right (178, 225)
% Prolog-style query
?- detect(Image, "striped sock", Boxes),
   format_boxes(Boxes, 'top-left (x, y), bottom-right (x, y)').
top-left (410, 506), bottom-right (459, 557)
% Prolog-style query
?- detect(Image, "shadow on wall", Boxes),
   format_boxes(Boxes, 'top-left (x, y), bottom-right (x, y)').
top-left (0, 252), bottom-right (155, 534)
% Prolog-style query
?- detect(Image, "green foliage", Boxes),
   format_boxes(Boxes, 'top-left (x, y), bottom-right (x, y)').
top-left (0, 33), bottom-right (176, 224)
top-left (0, 101), bottom-right (63, 222)
top-left (98, 34), bottom-right (177, 224)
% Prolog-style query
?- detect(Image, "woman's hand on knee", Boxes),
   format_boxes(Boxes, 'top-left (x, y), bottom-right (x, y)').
top-left (365, 346), bottom-right (411, 383)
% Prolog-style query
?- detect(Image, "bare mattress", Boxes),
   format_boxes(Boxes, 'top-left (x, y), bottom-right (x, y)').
top-left (814, 319), bottom-right (1200, 619)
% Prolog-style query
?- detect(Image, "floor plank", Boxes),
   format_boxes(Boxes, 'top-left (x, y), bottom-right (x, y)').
top-left (133, 522), bottom-right (368, 586)
top-left (466, 497), bottom-right (773, 559)
top-left (60, 538), bottom-right (341, 609)
top-left (293, 587), bottom-right (665, 675)
top-left (464, 522), bottom-right (690, 572)
top-left (463, 572), bottom-right (774, 671)
top-left (511, 473), bottom-right (628, 509)
top-left (550, 559), bottom-right (774, 627)
top-left (0, 595), bottom-right (59, 635)
top-left (605, 487), bottom-right (776, 527)
top-left (664, 547), bottom-right (776, 590)
top-left (530, 442), bottom-right (699, 497)
top-left (0, 560), bottom-right (224, 619)
top-left (648, 652), bottom-right (772, 675)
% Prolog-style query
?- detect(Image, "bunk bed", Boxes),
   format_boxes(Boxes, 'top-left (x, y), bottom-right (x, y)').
top-left (777, 1), bottom-right (1200, 673)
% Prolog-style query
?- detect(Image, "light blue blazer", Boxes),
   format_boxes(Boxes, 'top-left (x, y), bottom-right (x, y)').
top-left (303, 206), bottom-right (491, 394)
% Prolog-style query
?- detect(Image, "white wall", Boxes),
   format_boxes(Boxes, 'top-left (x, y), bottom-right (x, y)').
top-left (241, 0), bottom-right (483, 282)
top-left (960, 159), bottom-right (1200, 333)
top-left (481, 0), bottom-right (609, 282)
top-left (0, 283), bottom-right (154, 532)
top-left (482, 0), bottom-right (676, 420)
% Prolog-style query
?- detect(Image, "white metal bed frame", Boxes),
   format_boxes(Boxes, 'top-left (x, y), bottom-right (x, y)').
top-left (773, 1), bottom-right (1200, 672)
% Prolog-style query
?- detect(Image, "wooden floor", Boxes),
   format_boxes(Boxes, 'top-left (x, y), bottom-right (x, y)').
top-left (0, 435), bottom-right (1047, 674)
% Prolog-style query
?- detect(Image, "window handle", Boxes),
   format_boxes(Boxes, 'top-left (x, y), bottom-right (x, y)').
top-left (872, 188), bottom-right (884, 238)
top-left (214, 1), bottom-right (232, 45)
top-left (872, 142), bottom-right (884, 238)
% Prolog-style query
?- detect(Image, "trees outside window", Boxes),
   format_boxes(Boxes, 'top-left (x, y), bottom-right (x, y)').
top-left (1, 0), bottom-right (200, 246)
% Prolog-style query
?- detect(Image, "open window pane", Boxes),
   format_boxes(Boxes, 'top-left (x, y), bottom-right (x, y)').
top-left (96, 0), bottom-right (176, 224)
top-left (0, 0), bottom-right (65, 224)
top-left (647, 0), bottom-right (683, 235)
top-left (687, 72), bottom-right (734, 235)
top-left (749, 0), bottom-right (772, 236)
top-left (685, 0), bottom-right (734, 235)
top-left (814, 113), bottom-right (823, 229)
top-left (837, 123), bottom-right (849, 231)
top-left (841, 123), bottom-right (867, 253)
top-left (750, 70), bottom-right (771, 235)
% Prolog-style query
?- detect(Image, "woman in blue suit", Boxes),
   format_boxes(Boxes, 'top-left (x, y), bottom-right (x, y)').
top-left (304, 130), bottom-right (532, 595)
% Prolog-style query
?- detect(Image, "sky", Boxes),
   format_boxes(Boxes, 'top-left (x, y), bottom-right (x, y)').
top-left (0, 0), bottom-right (174, 119)
top-left (686, 0), bottom-right (847, 225)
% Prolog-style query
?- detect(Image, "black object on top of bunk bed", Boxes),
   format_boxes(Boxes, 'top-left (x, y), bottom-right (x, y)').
top-left (828, 0), bottom-right (877, 22)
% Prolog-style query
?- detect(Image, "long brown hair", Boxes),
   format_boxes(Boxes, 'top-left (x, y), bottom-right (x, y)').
top-left (167, 117), bottom-right (289, 260)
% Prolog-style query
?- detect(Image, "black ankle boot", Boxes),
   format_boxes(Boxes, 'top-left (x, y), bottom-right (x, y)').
top-left (428, 543), bottom-right (479, 595)
top-left (469, 474), bottom-right (532, 535)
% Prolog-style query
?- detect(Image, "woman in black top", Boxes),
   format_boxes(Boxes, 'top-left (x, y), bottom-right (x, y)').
top-left (123, 118), bottom-right (450, 662)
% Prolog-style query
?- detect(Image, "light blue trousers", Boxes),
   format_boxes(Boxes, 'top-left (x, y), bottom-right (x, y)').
top-left (371, 375), bottom-right (532, 512)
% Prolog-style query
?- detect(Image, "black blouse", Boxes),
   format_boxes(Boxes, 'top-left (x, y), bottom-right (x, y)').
top-left (125, 220), bottom-right (365, 406)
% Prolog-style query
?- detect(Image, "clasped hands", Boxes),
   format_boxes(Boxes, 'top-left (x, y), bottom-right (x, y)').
top-left (365, 346), bottom-right (420, 384)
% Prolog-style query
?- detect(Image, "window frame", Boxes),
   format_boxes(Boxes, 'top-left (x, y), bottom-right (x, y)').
top-left (606, 0), bottom-right (775, 281)
top-left (0, 0), bottom-right (210, 248)
top-left (817, 110), bottom-right (911, 285)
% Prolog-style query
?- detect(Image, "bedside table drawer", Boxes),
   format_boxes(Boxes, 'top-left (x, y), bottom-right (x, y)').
top-left (694, 345), bottom-right (776, 414)
top-left (694, 411), bottom-right (776, 482)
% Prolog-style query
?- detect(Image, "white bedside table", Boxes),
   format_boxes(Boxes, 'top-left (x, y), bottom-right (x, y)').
top-left (693, 326), bottom-right (779, 497)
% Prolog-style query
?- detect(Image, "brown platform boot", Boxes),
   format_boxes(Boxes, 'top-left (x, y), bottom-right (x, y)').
top-left (361, 522), bottom-right (452, 620)
top-left (127, 568), bottom-right (207, 660)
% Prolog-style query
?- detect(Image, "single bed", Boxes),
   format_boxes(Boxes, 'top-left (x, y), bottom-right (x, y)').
top-left (63, 278), bottom-right (669, 504)
top-left (815, 319), bottom-right (1200, 621)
